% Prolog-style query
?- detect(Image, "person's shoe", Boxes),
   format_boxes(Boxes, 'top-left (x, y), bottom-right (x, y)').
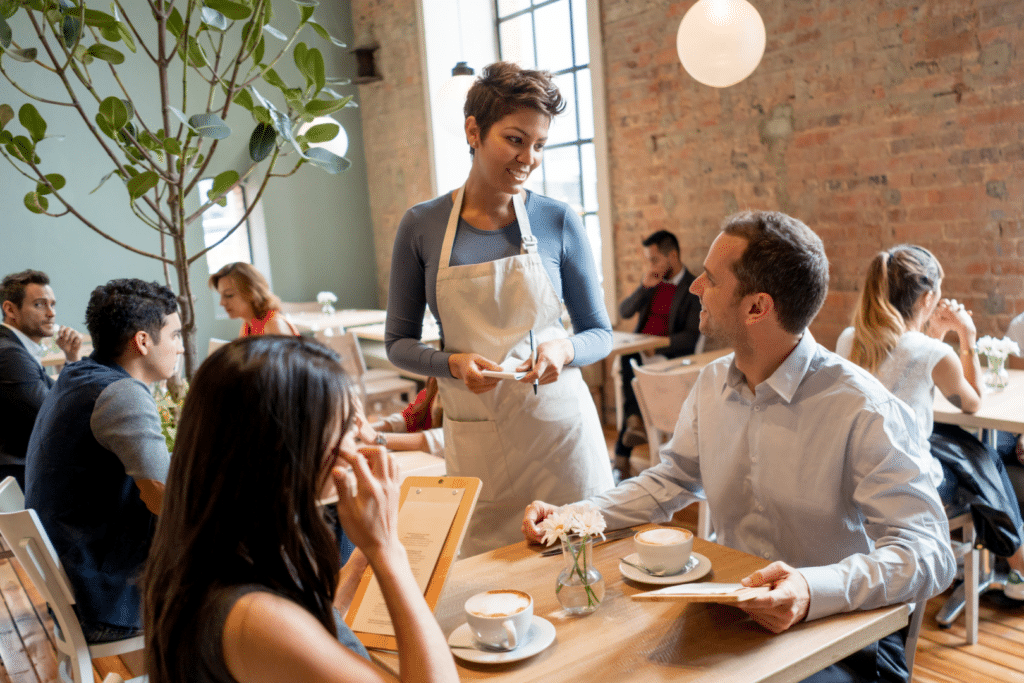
top-left (1004, 569), bottom-right (1024, 601)
top-left (621, 415), bottom-right (648, 449)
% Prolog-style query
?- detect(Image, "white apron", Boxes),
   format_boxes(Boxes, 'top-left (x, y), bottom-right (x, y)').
top-left (436, 187), bottom-right (613, 556)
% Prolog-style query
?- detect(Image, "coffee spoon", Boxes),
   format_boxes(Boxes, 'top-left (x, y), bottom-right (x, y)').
top-left (619, 557), bottom-right (670, 576)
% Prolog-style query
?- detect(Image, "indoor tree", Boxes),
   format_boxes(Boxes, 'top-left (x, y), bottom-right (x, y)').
top-left (0, 0), bottom-right (353, 377)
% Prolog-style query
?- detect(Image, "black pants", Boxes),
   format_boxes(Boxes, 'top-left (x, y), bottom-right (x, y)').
top-left (614, 352), bottom-right (643, 459)
top-left (800, 631), bottom-right (909, 683)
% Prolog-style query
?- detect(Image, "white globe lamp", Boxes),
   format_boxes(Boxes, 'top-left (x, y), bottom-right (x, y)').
top-left (676, 0), bottom-right (766, 88)
top-left (297, 116), bottom-right (349, 158)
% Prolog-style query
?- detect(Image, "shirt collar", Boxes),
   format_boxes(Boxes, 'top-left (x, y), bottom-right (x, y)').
top-left (722, 331), bottom-right (817, 403)
top-left (666, 267), bottom-right (686, 287)
top-left (1, 322), bottom-right (48, 363)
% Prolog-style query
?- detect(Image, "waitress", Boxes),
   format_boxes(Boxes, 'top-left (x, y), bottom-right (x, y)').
top-left (385, 62), bottom-right (614, 556)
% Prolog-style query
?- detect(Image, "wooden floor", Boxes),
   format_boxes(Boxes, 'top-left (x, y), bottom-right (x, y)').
top-left (0, 431), bottom-right (1019, 682)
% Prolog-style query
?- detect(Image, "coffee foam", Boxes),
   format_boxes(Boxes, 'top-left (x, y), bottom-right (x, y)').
top-left (465, 590), bottom-right (531, 618)
top-left (636, 528), bottom-right (692, 545)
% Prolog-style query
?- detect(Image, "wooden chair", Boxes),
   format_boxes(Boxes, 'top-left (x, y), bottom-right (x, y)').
top-left (630, 360), bottom-right (712, 540)
top-left (315, 330), bottom-right (417, 413)
top-left (903, 601), bottom-right (927, 677)
top-left (0, 477), bottom-right (145, 683)
top-left (279, 301), bottom-right (322, 314)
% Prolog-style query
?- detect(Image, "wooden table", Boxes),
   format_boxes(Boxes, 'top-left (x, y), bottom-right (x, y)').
top-left (933, 368), bottom-right (1024, 443)
top-left (372, 531), bottom-right (908, 682)
top-left (286, 309), bottom-right (387, 333)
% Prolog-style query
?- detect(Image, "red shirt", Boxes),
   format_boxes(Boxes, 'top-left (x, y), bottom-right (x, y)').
top-left (640, 282), bottom-right (676, 337)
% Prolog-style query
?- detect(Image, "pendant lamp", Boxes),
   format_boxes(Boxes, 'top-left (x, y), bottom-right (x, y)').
top-left (438, 61), bottom-right (476, 139)
top-left (676, 0), bottom-right (766, 88)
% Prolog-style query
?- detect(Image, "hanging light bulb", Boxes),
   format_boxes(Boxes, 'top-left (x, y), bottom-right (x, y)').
top-left (676, 0), bottom-right (766, 88)
top-left (297, 116), bottom-right (349, 157)
top-left (438, 61), bottom-right (476, 139)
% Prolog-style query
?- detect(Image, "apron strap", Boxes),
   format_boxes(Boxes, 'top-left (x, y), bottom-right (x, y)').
top-left (512, 191), bottom-right (537, 256)
top-left (438, 187), bottom-right (536, 272)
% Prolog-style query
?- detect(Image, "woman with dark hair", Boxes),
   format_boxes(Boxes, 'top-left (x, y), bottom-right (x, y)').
top-left (385, 61), bottom-right (613, 555)
top-left (143, 336), bottom-right (458, 683)
top-left (837, 245), bottom-right (1024, 599)
top-left (209, 262), bottom-right (298, 337)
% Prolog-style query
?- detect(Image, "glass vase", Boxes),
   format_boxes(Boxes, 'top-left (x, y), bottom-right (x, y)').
top-left (983, 354), bottom-right (1009, 390)
top-left (555, 533), bottom-right (605, 615)
top-left (321, 302), bottom-right (335, 315)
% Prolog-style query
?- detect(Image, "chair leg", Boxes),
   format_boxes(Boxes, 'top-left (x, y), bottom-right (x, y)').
top-left (964, 546), bottom-right (979, 645)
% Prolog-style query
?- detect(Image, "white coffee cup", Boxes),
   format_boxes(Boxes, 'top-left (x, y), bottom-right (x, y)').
top-left (464, 589), bottom-right (533, 651)
top-left (634, 526), bottom-right (694, 575)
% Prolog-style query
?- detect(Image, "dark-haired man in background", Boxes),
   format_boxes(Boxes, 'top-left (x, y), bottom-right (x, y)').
top-left (26, 278), bottom-right (182, 643)
top-left (0, 269), bottom-right (83, 487)
top-left (614, 230), bottom-right (701, 480)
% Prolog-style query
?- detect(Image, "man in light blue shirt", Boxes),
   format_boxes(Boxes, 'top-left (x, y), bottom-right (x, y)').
top-left (524, 211), bottom-right (955, 683)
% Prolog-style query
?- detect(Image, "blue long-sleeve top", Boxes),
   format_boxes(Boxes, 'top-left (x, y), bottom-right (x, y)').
top-left (385, 190), bottom-right (612, 378)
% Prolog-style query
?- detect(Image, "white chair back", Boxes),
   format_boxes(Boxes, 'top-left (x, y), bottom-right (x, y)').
top-left (315, 330), bottom-right (369, 401)
top-left (0, 477), bottom-right (144, 683)
top-left (208, 337), bottom-right (229, 357)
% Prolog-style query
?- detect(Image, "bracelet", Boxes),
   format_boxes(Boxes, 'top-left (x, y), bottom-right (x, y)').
top-left (376, 434), bottom-right (387, 446)
top-left (960, 347), bottom-right (975, 357)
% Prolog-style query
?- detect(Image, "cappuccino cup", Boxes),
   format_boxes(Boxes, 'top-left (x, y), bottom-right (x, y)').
top-left (634, 527), bottom-right (693, 575)
top-left (464, 589), bottom-right (533, 651)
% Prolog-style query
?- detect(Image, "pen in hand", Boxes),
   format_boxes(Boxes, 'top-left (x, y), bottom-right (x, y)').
top-left (530, 330), bottom-right (538, 395)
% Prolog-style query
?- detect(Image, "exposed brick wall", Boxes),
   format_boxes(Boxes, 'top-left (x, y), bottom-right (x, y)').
top-left (350, 0), bottom-right (433, 306)
top-left (602, 0), bottom-right (1023, 349)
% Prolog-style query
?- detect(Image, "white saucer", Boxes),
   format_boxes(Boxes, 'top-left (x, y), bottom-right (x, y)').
top-left (448, 615), bottom-right (555, 664)
top-left (619, 551), bottom-right (712, 585)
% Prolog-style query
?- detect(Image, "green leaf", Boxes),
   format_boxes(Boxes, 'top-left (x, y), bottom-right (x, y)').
top-left (24, 192), bottom-right (48, 213)
top-left (302, 121), bottom-right (338, 143)
top-left (299, 5), bottom-right (315, 24)
top-left (100, 23), bottom-right (119, 42)
top-left (307, 20), bottom-right (346, 47)
top-left (18, 103), bottom-right (46, 142)
top-left (251, 106), bottom-right (271, 125)
top-left (36, 173), bottom-right (65, 195)
top-left (188, 112), bottom-right (231, 139)
top-left (232, 88), bottom-right (254, 111)
top-left (304, 97), bottom-right (349, 117)
top-left (82, 9), bottom-right (116, 28)
top-left (303, 147), bottom-right (348, 174)
top-left (263, 68), bottom-right (286, 90)
top-left (87, 43), bottom-right (125, 64)
top-left (167, 106), bottom-right (195, 131)
top-left (208, 169), bottom-right (239, 201)
top-left (205, 0), bottom-right (252, 20)
top-left (166, 8), bottom-right (184, 38)
top-left (252, 35), bottom-right (264, 63)
top-left (126, 170), bottom-right (159, 200)
top-left (262, 24), bottom-right (287, 41)
top-left (121, 99), bottom-right (135, 120)
top-left (248, 121), bottom-right (275, 161)
top-left (186, 35), bottom-right (207, 67)
top-left (293, 41), bottom-right (308, 76)
top-left (116, 22), bottom-right (136, 52)
top-left (0, 104), bottom-right (13, 129)
top-left (0, 3), bottom-right (16, 21)
top-left (0, 17), bottom-right (10, 50)
top-left (139, 130), bottom-right (161, 151)
top-left (0, 130), bottom-right (12, 145)
top-left (95, 113), bottom-right (114, 139)
top-left (305, 47), bottom-right (325, 94)
top-left (200, 7), bottom-right (228, 30)
top-left (7, 47), bottom-right (38, 62)
top-left (60, 15), bottom-right (80, 48)
top-left (98, 96), bottom-right (129, 130)
top-left (162, 137), bottom-right (182, 155)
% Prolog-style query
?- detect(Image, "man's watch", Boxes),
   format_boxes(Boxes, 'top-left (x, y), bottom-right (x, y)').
top-left (375, 434), bottom-right (387, 446)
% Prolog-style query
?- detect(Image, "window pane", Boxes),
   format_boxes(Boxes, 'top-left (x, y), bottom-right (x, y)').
top-left (201, 182), bottom-right (254, 274)
top-left (499, 15), bottom-right (535, 68)
top-left (576, 68), bottom-right (594, 140)
top-left (496, 0), bottom-right (530, 18)
top-left (549, 72), bottom-right (578, 146)
top-left (570, 0), bottom-right (590, 66)
top-left (534, 1), bottom-right (573, 73)
top-left (580, 142), bottom-right (598, 213)
top-left (541, 145), bottom-right (582, 210)
top-left (584, 213), bottom-right (602, 279)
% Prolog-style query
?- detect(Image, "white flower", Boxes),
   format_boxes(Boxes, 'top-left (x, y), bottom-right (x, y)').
top-left (317, 291), bottom-right (338, 305)
top-left (539, 504), bottom-right (607, 546)
top-left (977, 336), bottom-right (1021, 359)
top-left (538, 509), bottom-right (570, 546)
top-left (565, 503), bottom-right (607, 539)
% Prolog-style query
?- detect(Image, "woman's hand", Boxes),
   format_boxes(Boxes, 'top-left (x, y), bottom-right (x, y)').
top-left (448, 352), bottom-right (501, 393)
top-left (332, 445), bottom-right (401, 560)
top-left (516, 338), bottom-right (575, 385)
top-left (929, 299), bottom-right (976, 345)
top-left (350, 396), bottom-right (380, 445)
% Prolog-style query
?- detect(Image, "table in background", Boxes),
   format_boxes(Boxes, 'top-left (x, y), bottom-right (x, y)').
top-left (372, 531), bottom-right (908, 683)
top-left (286, 309), bottom-right (387, 333)
top-left (598, 331), bottom-right (669, 427)
top-left (933, 369), bottom-right (1024, 444)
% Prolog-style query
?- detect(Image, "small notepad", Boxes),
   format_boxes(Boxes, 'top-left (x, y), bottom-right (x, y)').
top-left (632, 583), bottom-right (770, 603)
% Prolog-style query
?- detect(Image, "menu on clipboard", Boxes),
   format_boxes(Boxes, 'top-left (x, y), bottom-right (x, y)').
top-left (346, 476), bottom-right (481, 651)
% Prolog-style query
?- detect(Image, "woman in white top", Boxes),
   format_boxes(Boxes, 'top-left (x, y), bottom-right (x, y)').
top-left (837, 244), bottom-right (1024, 599)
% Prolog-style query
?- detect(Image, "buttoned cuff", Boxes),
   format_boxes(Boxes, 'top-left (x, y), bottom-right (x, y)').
top-left (799, 565), bottom-right (849, 621)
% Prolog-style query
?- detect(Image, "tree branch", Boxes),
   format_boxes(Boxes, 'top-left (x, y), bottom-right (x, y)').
top-left (114, 1), bottom-right (158, 63)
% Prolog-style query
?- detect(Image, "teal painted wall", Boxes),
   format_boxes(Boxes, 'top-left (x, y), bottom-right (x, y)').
top-left (0, 2), bottom-right (375, 359)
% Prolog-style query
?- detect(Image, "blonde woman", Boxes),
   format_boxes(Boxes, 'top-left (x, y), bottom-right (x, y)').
top-left (837, 245), bottom-right (1024, 599)
top-left (209, 262), bottom-right (298, 337)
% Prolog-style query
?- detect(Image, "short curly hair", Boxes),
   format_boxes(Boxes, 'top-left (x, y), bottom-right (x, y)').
top-left (464, 61), bottom-right (565, 156)
top-left (85, 279), bottom-right (179, 360)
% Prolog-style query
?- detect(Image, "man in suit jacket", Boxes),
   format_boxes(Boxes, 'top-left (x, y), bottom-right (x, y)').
top-left (0, 270), bottom-right (83, 487)
top-left (614, 231), bottom-right (701, 480)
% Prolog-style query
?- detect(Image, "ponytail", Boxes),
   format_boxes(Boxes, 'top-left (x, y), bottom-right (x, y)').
top-left (850, 252), bottom-right (906, 374)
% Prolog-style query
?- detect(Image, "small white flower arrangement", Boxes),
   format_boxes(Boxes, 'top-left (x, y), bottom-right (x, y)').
top-left (538, 503), bottom-right (607, 546)
top-left (316, 291), bottom-right (338, 305)
top-left (976, 335), bottom-right (1021, 359)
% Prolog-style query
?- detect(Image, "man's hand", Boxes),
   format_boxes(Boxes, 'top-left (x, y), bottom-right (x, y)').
top-left (521, 500), bottom-right (559, 544)
top-left (737, 561), bottom-right (811, 633)
top-left (55, 326), bottom-right (83, 362)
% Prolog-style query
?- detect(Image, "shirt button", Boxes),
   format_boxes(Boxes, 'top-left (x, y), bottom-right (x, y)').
top-left (756, 504), bottom-right (764, 512)
top-left (751, 455), bottom-right (758, 463)
top-left (754, 406), bottom-right (761, 412)
top-left (763, 552), bottom-right (771, 559)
